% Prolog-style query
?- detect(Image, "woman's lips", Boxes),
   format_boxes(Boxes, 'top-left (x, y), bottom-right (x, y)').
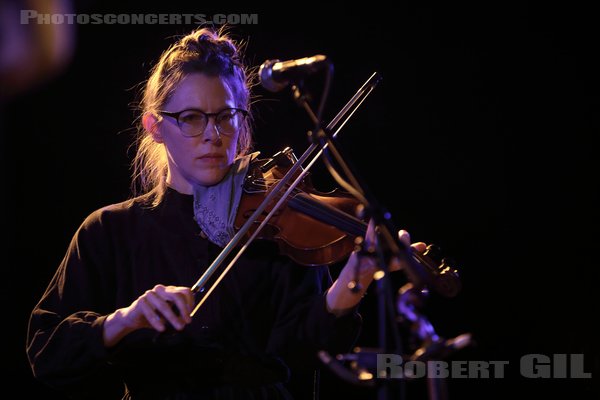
top-left (196, 154), bottom-right (225, 164)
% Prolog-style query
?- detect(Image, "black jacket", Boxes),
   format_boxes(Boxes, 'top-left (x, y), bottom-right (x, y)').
top-left (27, 188), bottom-right (361, 399)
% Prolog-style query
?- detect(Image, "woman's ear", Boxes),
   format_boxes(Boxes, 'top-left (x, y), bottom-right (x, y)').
top-left (142, 112), bottom-right (163, 143)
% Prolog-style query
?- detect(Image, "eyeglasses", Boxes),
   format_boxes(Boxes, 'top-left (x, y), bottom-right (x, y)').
top-left (158, 107), bottom-right (248, 138)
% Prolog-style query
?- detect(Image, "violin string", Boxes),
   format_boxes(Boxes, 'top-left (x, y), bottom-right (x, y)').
top-left (291, 194), bottom-right (366, 235)
top-left (251, 176), bottom-right (367, 234)
top-left (251, 178), bottom-right (302, 195)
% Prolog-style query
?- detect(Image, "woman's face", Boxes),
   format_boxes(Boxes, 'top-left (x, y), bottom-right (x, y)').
top-left (156, 73), bottom-right (241, 192)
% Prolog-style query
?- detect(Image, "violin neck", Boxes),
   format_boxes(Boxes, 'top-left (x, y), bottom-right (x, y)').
top-left (288, 192), bottom-right (367, 237)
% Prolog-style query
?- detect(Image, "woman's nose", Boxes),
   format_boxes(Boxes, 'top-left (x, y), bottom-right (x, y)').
top-left (202, 119), bottom-right (221, 142)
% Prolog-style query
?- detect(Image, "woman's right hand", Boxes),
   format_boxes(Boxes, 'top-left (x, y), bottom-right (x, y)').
top-left (103, 285), bottom-right (194, 347)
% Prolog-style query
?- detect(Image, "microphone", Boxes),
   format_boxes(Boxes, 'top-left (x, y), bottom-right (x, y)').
top-left (259, 55), bottom-right (328, 92)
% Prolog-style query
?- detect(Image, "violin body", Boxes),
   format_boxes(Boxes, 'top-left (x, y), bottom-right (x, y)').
top-left (235, 151), bottom-right (364, 266)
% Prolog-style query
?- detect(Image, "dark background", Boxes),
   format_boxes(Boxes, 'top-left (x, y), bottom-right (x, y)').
top-left (2, 1), bottom-right (598, 399)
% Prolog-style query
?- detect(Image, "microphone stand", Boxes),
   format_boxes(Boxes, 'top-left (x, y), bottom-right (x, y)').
top-left (288, 67), bottom-right (430, 400)
top-left (397, 283), bottom-right (473, 400)
top-left (292, 63), bottom-right (471, 400)
top-left (283, 62), bottom-right (469, 400)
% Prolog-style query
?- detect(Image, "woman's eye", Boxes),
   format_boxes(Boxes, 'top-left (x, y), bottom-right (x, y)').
top-left (180, 113), bottom-right (204, 123)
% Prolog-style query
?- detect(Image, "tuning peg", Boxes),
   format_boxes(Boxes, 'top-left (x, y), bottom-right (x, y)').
top-left (434, 257), bottom-right (461, 297)
top-left (423, 244), bottom-right (443, 264)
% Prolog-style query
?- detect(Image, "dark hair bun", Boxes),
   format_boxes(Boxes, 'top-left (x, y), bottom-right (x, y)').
top-left (178, 29), bottom-right (241, 74)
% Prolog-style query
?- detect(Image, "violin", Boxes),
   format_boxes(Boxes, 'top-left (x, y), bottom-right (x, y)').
top-left (235, 147), bottom-right (462, 298)
top-left (189, 74), bottom-right (460, 318)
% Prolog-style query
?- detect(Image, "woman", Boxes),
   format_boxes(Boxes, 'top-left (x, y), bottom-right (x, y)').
top-left (26, 27), bottom-right (422, 399)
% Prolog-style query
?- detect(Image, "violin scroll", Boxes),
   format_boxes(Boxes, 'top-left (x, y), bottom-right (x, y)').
top-left (415, 245), bottom-right (461, 298)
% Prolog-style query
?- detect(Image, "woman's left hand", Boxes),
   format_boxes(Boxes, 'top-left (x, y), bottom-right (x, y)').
top-left (356, 220), bottom-right (427, 276)
top-left (326, 220), bottom-right (426, 316)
